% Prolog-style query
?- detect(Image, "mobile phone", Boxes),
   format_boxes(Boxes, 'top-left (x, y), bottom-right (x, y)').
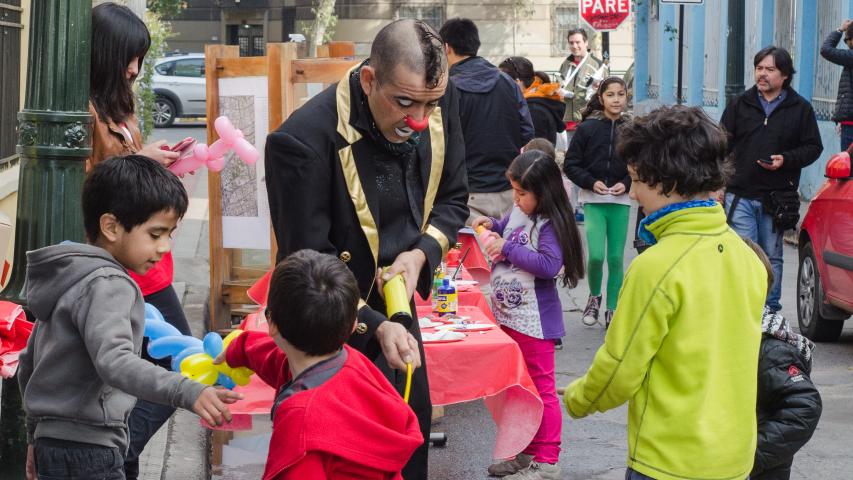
top-left (171, 138), bottom-right (197, 158)
top-left (758, 157), bottom-right (774, 165)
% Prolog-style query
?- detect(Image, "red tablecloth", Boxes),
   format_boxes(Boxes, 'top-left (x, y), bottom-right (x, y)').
top-left (416, 305), bottom-right (542, 459)
top-left (416, 266), bottom-right (495, 322)
top-left (224, 262), bottom-right (542, 460)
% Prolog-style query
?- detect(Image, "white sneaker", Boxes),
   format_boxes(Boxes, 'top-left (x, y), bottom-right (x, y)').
top-left (504, 461), bottom-right (562, 480)
top-left (582, 295), bottom-right (601, 326)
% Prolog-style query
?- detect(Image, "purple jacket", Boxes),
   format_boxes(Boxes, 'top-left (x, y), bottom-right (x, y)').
top-left (490, 210), bottom-right (565, 339)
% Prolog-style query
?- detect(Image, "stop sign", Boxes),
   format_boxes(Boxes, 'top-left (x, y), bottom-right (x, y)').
top-left (580, 0), bottom-right (631, 31)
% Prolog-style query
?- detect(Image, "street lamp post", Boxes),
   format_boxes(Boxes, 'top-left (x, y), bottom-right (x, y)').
top-left (0, 1), bottom-right (91, 476)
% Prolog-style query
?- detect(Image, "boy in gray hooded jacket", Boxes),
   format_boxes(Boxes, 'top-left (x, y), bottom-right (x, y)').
top-left (18, 155), bottom-right (242, 480)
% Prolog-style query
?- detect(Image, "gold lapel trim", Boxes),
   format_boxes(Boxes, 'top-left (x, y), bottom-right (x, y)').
top-left (335, 64), bottom-right (378, 268)
top-left (424, 224), bottom-right (449, 257)
top-left (336, 66), bottom-right (363, 145)
top-left (339, 145), bottom-right (379, 268)
top-left (421, 106), bottom-right (445, 231)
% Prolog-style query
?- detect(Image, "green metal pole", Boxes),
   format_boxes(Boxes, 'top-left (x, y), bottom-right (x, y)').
top-left (0, 1), bottom-right (91, 476)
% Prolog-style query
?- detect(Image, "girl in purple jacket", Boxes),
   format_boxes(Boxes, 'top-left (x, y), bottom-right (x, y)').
top-left (472, 150), bottom-right (584, 479)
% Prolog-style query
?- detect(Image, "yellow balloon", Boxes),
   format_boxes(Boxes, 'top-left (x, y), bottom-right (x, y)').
top-left (217, 329), bottom-right (255, 385)
top-left (221, 329), bottom-right (244, 350)
top-left (180, 353), bottom-right (217, 385)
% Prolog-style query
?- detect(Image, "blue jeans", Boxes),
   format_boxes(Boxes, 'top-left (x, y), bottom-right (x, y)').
top-left (625, 468), bottom-right (656, 480)
top-left (842, 124), bottom-right (853, 151)
top-left (725, 193), bottom-right (784, 311)
top-left (35, 438), bottom-right (125, 479)
top-left (124, 285), bottom-right (191, 479)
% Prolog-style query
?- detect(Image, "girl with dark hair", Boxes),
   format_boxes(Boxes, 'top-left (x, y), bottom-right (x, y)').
top-left (564, 76), bottom-right (630, 328)
top-left (499, 58), bottom-right (567, 145)
top-left (472, 150), bottom-right (584, 479)
top-left (89, 2), bottom-right (178, 168)
top-left (89, 4), bottom-right (186, 479)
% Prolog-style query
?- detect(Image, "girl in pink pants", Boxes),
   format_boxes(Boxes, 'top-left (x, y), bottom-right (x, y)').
top-left (472, 149), bottom-right (585, 480)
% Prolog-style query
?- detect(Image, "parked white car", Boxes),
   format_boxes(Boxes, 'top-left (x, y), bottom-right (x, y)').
top-left (151, 53), bottom-right (206, 127)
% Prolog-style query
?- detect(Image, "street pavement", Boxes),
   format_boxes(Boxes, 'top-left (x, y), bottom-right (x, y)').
top-left (147, 125), bottom-right (853, 479)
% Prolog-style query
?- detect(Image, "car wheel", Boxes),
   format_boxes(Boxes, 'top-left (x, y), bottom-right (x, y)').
top-left (153, 96), bottom-right (176, 127)
top-left (797, 242), bottom-right (844, 342)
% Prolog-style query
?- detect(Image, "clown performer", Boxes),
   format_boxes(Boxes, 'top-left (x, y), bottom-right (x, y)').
top-left (264, 19), bottom-right (468, 479)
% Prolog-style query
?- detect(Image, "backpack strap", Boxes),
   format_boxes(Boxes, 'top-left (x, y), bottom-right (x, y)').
top-left (725, 194), bottom-right (741, 225)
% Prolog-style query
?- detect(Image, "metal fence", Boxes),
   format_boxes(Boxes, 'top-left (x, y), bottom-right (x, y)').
top-left (702, 0), bottom-right (722, 107)
top-left (0, 1), bottom-right (22, 164)
top-left (813, 0), bottom-right (846, 121)
top-left (646, 7), bottom-right (660, 100)
top-left (773, 1), bottom-right (798, 59)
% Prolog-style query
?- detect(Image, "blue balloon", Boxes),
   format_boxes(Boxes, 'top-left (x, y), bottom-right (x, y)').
top-left (171, 345), bottom-right (205, 372)
top-left (148, 335), bottom-right (202, 359)
top-left (144, 318), bottom-right (182, 340)
top-left (203, 332), bottom-right (224, 358)
top-left (144, 303), bottom-right (165, 324)
top-left (216, 373), bottom-right (236, 390)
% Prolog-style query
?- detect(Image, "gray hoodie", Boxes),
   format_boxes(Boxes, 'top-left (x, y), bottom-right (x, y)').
top-left (17, 243), bottom-right (206, 452)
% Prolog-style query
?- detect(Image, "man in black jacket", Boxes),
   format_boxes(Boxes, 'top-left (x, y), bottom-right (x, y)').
top-left (264, 19), bottom-right (469, 479)
top-left (439, 17), bottom-right (534, 223)
top-left (721, 46), bottom-right (823, 318)
top-left (820, 18), bottom-right (853, 150)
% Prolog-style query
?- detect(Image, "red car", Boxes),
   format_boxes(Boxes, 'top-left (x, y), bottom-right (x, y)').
top-left (797, 149), bottom-right (853, 341)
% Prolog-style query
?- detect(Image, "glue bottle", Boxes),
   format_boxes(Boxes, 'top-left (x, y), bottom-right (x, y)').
top-left (436, 278), bottom-right (457, 316)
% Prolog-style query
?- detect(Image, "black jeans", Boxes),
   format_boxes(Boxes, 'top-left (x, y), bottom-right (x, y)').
top-left (35, 438), bottom-right (124, 480)
top-left (124, 286), bottom-right (191, 479)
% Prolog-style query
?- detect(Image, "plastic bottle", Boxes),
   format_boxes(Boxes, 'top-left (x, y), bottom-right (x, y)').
top-left (431, 267), bottom-right (444, 314)
top-left (475, 225), bottom-right (503, 262)
top-left (447, 278), bottom-right (458, 315)
top-left (435, 278), bottom-right (457, 316)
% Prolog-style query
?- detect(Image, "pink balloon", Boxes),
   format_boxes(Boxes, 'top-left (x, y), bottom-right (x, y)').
top-left (233, 138), bottom-right (259, 165)
top-left (166, 116), bottom-right (260, 176)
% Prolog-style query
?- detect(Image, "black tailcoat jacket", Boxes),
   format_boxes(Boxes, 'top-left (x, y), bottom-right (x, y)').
top-left (265, 67), bottom-right (469, 354)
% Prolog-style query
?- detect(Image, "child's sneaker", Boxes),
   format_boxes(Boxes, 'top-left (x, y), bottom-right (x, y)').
top-left (582, 295), bottom-right (601, 326)
top-left (504, 461), bottom-right (562, 480)
top-left (605, 309), bottom-right (614, 329)
top-left (487, 453), bottom-right (533, 477)
top-left (554, 338), bottom-right (563, 350)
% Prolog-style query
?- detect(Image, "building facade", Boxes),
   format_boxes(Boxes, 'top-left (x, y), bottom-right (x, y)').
top-left (163, 0), bottom-right (635, 74)
top-left (633, 0), bottom-right (853, 200)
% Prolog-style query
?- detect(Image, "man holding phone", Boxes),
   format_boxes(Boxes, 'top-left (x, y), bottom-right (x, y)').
top-left (720, 46), bottom-right (822, 319)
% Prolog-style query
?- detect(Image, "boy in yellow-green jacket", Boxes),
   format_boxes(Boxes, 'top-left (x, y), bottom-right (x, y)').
top-left (563, 105), bottom-right (768, 480)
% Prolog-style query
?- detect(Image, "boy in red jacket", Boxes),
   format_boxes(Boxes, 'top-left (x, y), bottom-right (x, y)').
top-left (216, 249), bottom-right (423, 480)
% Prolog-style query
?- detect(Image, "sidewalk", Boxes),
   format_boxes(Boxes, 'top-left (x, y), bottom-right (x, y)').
top-left (137, 168), bottom-right (212, 480)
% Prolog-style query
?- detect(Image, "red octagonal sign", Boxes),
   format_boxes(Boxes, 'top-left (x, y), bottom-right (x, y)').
top-left (580, 0), bottom-right (631, 31)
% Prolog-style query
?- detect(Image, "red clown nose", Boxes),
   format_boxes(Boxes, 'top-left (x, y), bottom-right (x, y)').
top-left (404, 115), bottom-right (429, 132)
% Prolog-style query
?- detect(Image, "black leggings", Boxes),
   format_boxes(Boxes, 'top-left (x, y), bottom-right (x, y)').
top-left (124, 285), bottom-right (191, 479)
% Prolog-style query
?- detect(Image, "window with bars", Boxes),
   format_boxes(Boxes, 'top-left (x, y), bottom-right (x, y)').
top-left (702, 0), bottom-right (722, 107)
top-left (552, 5), bottom-right (580, 55)
top-left (813, 0), bottom-right (845, 121)
top-left (396, 5), bottom-right (445, 31)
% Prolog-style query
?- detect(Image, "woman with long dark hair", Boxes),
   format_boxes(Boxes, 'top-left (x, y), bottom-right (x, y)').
top-left (89, 4), bottom-right (187, 479)
top-left (471, 150), bottom-right (583, 478)
top-left (564, 76), bottom-right (630, 329)
top-left (89, 2), bottom-right (178, 167)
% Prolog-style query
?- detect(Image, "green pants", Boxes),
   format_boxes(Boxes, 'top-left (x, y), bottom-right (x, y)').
top-left (584, 203), bottom-right (630, 310)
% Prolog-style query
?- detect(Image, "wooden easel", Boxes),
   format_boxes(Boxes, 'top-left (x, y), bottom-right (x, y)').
top-left (206, 42), bottom-right (357, 333)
